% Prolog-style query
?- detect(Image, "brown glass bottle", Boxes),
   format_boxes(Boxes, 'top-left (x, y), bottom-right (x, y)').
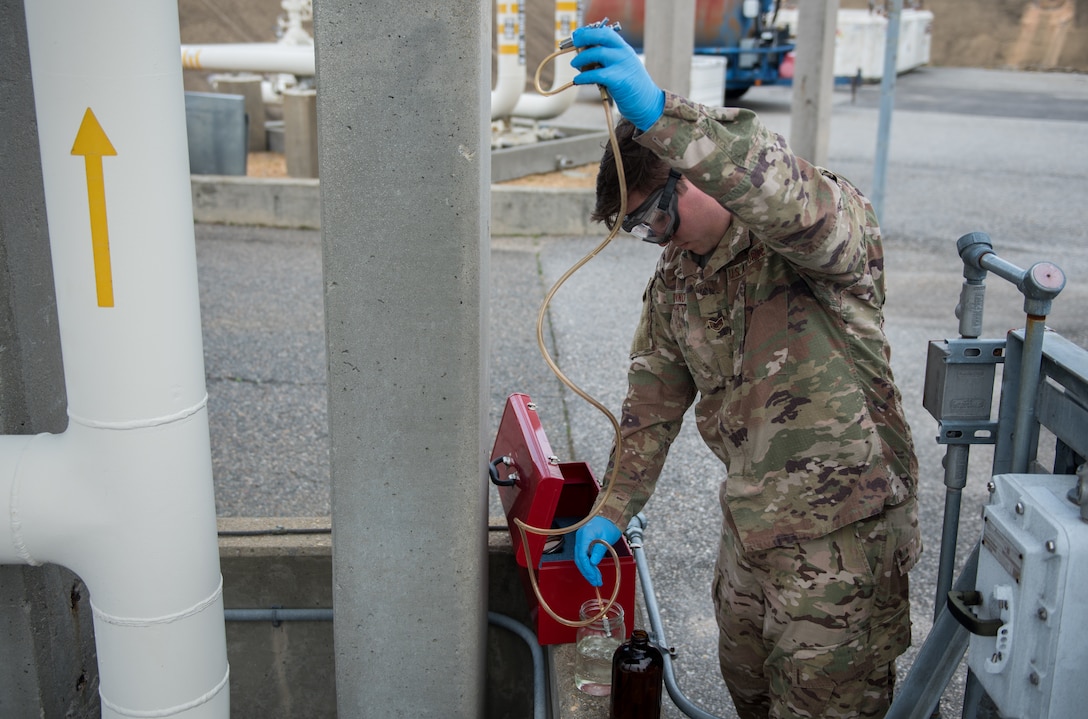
top-left (608, 629), bottom-right (664, 719)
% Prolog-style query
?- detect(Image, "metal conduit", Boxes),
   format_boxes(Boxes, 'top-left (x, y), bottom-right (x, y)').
top-left (487, 611), bottom-right (548, 719)
top-left (222, 609), bottom-right (547, 719)
top-left (956, 232), bottom-right (1067, 474)
top-left (225, 608), bottom-right (331, 623)
top-left (885, 543), bottom-right (980, 719)
top-left (626, 514), bottom-right (723, 719)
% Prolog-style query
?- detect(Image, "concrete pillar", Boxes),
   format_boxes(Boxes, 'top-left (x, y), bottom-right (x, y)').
top-left (283, 87), bottom-right (318, 178)
top-left (211, 72), bottom-right (267, 152)
top-left (0, 3), bottom-right (97, 717)
top-left (644, 0), bottom-right (695, 97)
top-left (313, 1), bottom-right (489, 717)
top-left (789, 0), bottom-right (839, 167)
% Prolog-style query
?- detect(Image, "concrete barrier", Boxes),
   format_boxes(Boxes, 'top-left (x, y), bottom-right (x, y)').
top-left (219, 515), bottom-right (644, 718)
top-left (219, 517), bottom-right (334, 717)
top-left (492, 186), bottom-right (602, 237)
top-left (191, 177), bottom-right (602, 236)
top-left (218, 517), bottom-right (542, 718)
top-left (192, 175), bottom-right (321, 229)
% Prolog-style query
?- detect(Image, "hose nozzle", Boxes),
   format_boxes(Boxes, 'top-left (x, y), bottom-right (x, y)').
top-left (559, 17), bottom-right (622, 50)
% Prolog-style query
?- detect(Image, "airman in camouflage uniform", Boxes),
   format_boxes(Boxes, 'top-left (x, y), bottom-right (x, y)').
top-left (590, 94), bottom-right (922, 718)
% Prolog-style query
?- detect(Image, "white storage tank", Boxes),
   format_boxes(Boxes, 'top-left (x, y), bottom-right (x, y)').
top-left (636, 54), bottom-right (728, 108)
top-left (774, 8), bottom-right (933, 81)
top-left (898, 8), bottom-right (934, 72)
top-left (689, 55), bottom-right (728, 107)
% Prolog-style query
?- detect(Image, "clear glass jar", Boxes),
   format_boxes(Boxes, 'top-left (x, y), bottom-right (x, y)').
top-left (574, 598), bottom-right (624, 696)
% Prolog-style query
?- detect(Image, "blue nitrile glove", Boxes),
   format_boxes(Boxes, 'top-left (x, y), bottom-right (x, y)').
top-left (569, 26), bottom-right (665, 131)
top-left (574, 516), bottom-right (622, 587)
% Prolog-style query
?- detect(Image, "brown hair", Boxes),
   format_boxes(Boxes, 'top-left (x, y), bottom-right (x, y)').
top-left (591, 119), bottom-right (680, 227)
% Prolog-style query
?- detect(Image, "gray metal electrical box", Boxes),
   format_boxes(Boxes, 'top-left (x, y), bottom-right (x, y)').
top-left (922, 339), bottom-right (998, 421)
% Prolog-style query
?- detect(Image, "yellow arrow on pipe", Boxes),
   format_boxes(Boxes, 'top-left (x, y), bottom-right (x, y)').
top-left (71, 108), bottom-right (117, 308)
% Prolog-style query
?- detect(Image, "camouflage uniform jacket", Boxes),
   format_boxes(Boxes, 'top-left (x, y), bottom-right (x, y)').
top-left (599, 92), bottom-right (919, 552)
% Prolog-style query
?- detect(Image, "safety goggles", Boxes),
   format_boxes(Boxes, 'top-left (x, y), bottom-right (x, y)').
top-left (621, 170), bottom-right (682, 245)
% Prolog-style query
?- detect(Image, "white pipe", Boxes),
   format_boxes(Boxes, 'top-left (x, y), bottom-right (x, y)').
top-left (509, 0), bottom-right (581, 120)
top-left (184, 4), bottom-right (530, 119)
top-left (182, 43), bottom-right (315, 76)
top-left (4, 1), bottom-right (229, 717)
top-left (491, 1), bottom-right (527, 120)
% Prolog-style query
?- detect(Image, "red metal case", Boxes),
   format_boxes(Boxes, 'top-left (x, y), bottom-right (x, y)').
top-left (490, 393), bottom-right (636, 645)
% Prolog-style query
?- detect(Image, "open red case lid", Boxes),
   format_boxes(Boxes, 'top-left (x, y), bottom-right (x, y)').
top-left (490, 393), bottom-right (598, 568)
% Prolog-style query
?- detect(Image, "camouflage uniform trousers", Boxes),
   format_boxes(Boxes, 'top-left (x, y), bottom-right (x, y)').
top-left (712, 498), bottom-right (919, 719)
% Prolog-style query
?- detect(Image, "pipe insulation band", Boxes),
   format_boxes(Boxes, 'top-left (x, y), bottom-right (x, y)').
top-left (2, 435), bottom-right (39, 565)
top-left (99, 666), bottom-right (230, 719)
top-left (91, 575), bottom-right (223, 627)
top-left (68, 393), bottom-right (208, 431)
top-left (93, 577), bottom-right (229, 717)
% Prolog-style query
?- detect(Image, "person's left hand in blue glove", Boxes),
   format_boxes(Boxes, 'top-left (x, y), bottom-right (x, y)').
top-left (569, 25), bottom-right (666, 131)
top-left (574, 516), bottom-right (622, 587)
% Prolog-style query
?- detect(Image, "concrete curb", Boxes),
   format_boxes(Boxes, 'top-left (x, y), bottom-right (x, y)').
top-left (491, 185), bottom-right (602, 236)
top-left (191, 176), bottom-right (603, 236)
top-left (215, 517), bottom-right (543, 718)
top-left (192, 175), bottom-right (321, 230)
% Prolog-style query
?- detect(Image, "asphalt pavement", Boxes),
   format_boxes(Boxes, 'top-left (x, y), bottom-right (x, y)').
top-left (195, 66), bottom-right (1088, 718)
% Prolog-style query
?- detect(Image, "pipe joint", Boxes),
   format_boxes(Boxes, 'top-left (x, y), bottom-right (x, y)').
top-left (624, 512), bottom-right (647, 548)
top-left (956, 231), bottom-right (992, 282)
top-left (1020, 261), bottom-right (1065, 316)
top-left (1, 434), bottom-right (42, 565)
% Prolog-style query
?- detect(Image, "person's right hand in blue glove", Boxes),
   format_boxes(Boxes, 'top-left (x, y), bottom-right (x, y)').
top-left (574, 516), bottom-right (622, 587)
top-left (569, 26), bottom-right (665, 131)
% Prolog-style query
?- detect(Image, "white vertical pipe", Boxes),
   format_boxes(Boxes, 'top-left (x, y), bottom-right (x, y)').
top-left (27, 0), bottom-right (206, 425)
top-left (492, 1), bottom-right (527, 119)
top-left (3, 1), bottom-right (230, 717)
top-left (510, 0), bottom-right (581, 120)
